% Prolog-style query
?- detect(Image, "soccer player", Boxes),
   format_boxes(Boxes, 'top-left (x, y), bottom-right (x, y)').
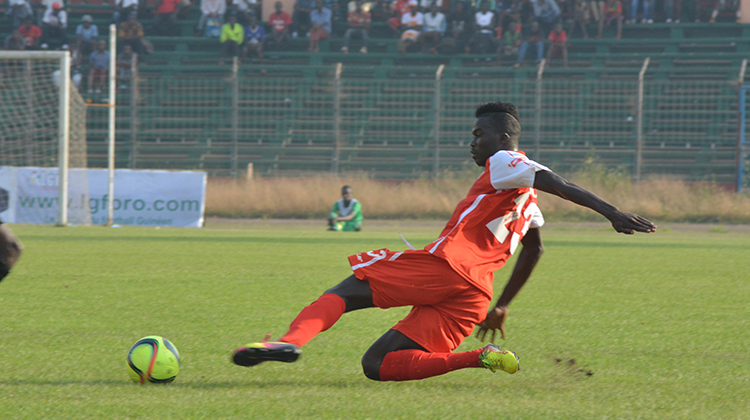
top-left (233, 101), bottom-right (656, 381)
top-left (0, 222), bottom-right (23, 283)
top-left (327, 185), bottom-right (363, 232)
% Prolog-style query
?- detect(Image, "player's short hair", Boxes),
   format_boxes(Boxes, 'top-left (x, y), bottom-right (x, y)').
top-left (341, 185), bottom-right (351, 192)
top-left (475, 102), bottom-right (521, 138)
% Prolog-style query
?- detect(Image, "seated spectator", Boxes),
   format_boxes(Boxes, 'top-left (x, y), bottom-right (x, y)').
top-left (267, 1), bottom-right (293, 50)
top-left (292, 0), bottom-right (317, 37)
top-left (327, 186), bottom-right (363, 232)
top-left (308, 0), bottom-right (332, 53)
top-left (219, 13), bottom-right (243, 65)
top-left (116, 44), bottom-right (135, 89)
top-left (76, 15), bottom-right (98, 58)
top-left (18, 17), bottom-right (42, 50)
top-left (197, 0), bottom-right (225, 37)
top-left (466, 2), bottom-right (496, 54)
top-left (598, 0), bottom-right (622, 39)
top-left (419, 0), bottom-right (444, 11)
top-left (709, 0), bottom-right (739, 23)
top-left (436, 0), bottom-right (471, 54)
top-left (629, 0), bottom-right (653, 23)
top-left (545, 22), bottom-right (567, 67)
top-left (88, 40), bottom-right (109, 94)
top-left (6, 0), bottom-right (33, 31)
top-left (388, 0), bottom-right (411, 34)
top-left (397, 1), bottom-right (424, 54)
top-left (496, 21), bottom-right (521, 64)
top-left (232, 0), bottom-right (260, 25)
top-left (323, 0), bottom-right (342, 37)
top-left (588, 0), bottom-right (604, 25)
top-left (514, 20), bottom-right (543, 66)
top-left (113, 0), bottom-right (138, 25)
top-left (475, 0), bottom-right (498, 11)
top-left (519, 0), bottom-right (536, 24)
top-left (242, 15), bottom-right (265, 64)
top-left (664, 0), bottom-right (682, 22)
top-left (421, 4), bottom-right (446, 53)
top-left (4, 30), bottom-right (26, 51)
top-left (533, 0), bottom-right (560, 34)
top-left (118, 13), bottom-right (147, 60)
top-left (41, 2), bottom-right (69, 50)
top-left (342, 1), bottom-right (371, 53)
top-left (569, 0), bottom-right (590, 39)
top-left (496, 0), bottom-right (521, 29)
top-left (153, 0), bottom-right (182, 36)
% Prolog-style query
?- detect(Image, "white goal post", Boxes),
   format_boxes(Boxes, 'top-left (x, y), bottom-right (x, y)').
top-left (0, 50), bottom-right (90, 226)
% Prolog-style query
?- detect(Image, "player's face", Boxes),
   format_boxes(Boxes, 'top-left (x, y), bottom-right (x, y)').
top-left (470, 117), bottom-right (504, 167)
top-left (341, 188), bottom-right (352, 200)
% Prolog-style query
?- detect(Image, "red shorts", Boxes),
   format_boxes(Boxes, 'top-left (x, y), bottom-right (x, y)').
top-left (349, 249), bottom-right (490, 353)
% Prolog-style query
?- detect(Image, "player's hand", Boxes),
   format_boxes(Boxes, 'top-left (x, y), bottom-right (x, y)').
top-left (476, 306), bottom-right (509, 342)
top-left (608, 210), bottom-right (656, 234)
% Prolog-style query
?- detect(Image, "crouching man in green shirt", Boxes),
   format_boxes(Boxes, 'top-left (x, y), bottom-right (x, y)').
top-left (328, 185), bottom-right (363, 231)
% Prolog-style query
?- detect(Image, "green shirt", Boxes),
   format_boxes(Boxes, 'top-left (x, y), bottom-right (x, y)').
top-left (331, 198), bottom-right (363, 225)
top-left (220, 23), bottom-right (244, 44)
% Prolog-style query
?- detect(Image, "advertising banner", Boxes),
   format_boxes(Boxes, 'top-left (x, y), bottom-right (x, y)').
top-left (0, 167), bottom-right (206, 227)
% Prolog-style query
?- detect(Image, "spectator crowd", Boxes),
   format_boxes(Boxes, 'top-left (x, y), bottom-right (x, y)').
top-left (1, 0), bottom-right (744, 73)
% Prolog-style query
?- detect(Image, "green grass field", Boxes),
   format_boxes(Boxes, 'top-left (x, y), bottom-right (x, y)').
top-left (0, 221), bottom-right (748, 419)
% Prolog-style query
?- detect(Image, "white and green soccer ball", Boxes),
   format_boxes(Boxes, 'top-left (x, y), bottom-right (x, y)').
top-left (127, 336), bottom-right (181, 384)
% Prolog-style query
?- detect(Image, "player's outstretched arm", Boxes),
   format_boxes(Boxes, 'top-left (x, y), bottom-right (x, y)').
top-left (533, 170), bottom-right (656, 234)
top-left (477, 228), bottom-right (544, 342)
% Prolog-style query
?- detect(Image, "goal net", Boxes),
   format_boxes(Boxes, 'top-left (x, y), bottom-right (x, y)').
top-left (0, 51), bottom-right (91, 225)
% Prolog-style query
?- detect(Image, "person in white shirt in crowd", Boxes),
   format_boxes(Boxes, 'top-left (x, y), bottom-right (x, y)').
top-left (76, 15), bottom-right (98, 57)
top-left (40, 2), bottom-right (68, 50)
top-left (397, 0), bottom-right (424, 54)
top-left (113, 0), bottom-right (138, 24)
top-left (197, 0), bottom-right (226, 36)
top-left (466, 1), bottom-right (495, 54)
top-left (420, 3), bottom-right (446, 53)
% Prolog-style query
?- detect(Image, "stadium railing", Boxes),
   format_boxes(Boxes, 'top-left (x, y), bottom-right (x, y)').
top-left (81, 60), bottom-right (742, 183)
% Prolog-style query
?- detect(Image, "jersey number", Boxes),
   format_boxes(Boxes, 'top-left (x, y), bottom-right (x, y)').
top-left (485, 190), bottom-right (538, 255)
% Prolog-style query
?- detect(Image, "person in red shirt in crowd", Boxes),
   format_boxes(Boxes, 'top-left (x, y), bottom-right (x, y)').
top-left (387, 0), bottom-right (412, 35)
top-left (18, 17), bottom-right (42, 50)
top-left (267, 1), bottom-right (292, 49)
top-left (152, 0), bottom-right (182, 36)
top-left (341, 1), bottom-right (371, 54)
top-left (597, 0), bottom-right (622, 40)
top-left (546, 22), bottom-right (567, 67)
top-left (231, 101), bottom-right (655, 382)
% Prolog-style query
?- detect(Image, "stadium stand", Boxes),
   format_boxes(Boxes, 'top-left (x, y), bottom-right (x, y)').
top-left (0, 1), bottom-right (746, 182)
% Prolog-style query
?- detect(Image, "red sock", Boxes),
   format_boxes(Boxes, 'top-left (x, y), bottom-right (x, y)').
top-left (378, 348), bottom-right (484, 381)
top-left (279, 293), bottom-right (346, 347)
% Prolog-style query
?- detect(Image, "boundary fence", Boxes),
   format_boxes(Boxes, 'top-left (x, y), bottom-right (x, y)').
top-left (86, 59), bottom-right (746, 184)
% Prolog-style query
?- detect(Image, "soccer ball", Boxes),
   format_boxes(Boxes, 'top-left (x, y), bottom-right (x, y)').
top-left (126, 336), bottom-right (181, 384)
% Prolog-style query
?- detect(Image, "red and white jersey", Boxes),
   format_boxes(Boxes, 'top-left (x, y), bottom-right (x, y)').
top-left (425, 150), bottom-right (548, 297)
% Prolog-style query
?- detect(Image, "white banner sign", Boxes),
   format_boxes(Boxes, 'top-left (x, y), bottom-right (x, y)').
top-left (0, 167), bottom-right (206, 227)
